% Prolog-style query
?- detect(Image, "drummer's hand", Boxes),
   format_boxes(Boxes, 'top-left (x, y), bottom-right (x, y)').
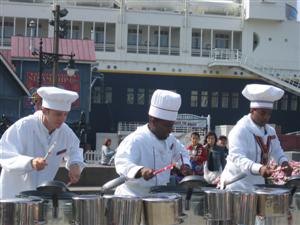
top-left (136, 167), bottom-right (154, 180)
top-left (68, 164), bottom-right (81, 184)
top-left (281, 161), bottom-right (293, 176)
top-left (31, 157), bottom-right (47, 171)
top-left (181, 164), bottom-right (192, 176)
top-left (259, 165), bottom-right (273, 178)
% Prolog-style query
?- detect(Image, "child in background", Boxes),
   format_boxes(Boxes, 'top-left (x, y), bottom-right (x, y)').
top-left (186, 132), bottom-right (208, 175)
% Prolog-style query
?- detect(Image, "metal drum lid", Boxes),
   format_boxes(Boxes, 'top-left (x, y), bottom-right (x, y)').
top-left (254, 187), bottom-right (290, 195)
top-left (0, 198), bottom-right (42, 204)
top-left (143, 193), bottom-right (181, 202)
top-left (72, 194), bottom-right (102, 200)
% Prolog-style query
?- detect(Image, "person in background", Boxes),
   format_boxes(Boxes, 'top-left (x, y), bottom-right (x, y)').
top-left (217, 135), bottom-right (229, 158)
top-left (31, 91), bottom-right (42, 112)
top-left (203, 131), bottom-right (227, 184)
top-left (0, 87), bottom-right (85, 199)
top-left (220, 84), bottom-right (292, 192)
top-left (186, 132), bottom-right (208, 175)
top-left (115, 89), bottom-right (191, 197)
top-left (101, 138), bottom-right (115, 165)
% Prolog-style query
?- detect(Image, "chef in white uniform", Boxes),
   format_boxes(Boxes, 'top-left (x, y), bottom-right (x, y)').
top-left (115, 89), bottom-right (191, 197)
top-left (0, 87), bottom-right (85, 199)
top-left (220, 84), bottom-right (292, 191)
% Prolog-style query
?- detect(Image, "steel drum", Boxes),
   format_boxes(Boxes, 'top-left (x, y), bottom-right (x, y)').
top-left (0, 198), bottom-right (44, 225)
top-left (103, 195), bottom-right (143, 225)
top-left (142, 193), bottom-right (184, 225)
top-left (203, 188), bottom-right (232, 221)
top-left (72, 194), bottom-right (105, 225)
top-left (291, 191), bottom-right (300, 225)
top-left (254, 187), bottom-right (290, 217)
top-left (19, 190), bottom-right (75, 225)
top-left (231, 191), bottom-right (257, 225)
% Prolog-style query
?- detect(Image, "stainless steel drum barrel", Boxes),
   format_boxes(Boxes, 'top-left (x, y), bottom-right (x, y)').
top-left (0, 198), bottom-right (44, 225)
top-left (291, 191), bottom-right (300, 225)
top-left (103, 195), bottom-right (142, 225)
top-left (142, 194), bottom-right (183, 225)
top-left (19, 190), bottom-right (75, 225)
top-left (231, 191), bottom-right (257, 225)
top-left (203, 188), bottom-right (232, 221)
top-left (72, 195), bottom-right (105, 225)
top-left (254, 187), bottom-right (290, 217)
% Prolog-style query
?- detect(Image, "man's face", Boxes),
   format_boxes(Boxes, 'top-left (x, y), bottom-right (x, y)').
top-left (251, 108), bottom-right (272, 127)
top-left (42, 108), bottom-right (68, 131)
top-left (150, 117), bottom-right (175, 140)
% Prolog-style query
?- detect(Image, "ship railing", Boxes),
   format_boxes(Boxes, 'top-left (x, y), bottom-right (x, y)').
top-left (210, 48), bottom-right (241, 61)
top-left (209, 50), bottom-right (300, 94)
top-left (242, 56), bottom-right (300, 90)
top-left (95, 42), bottom-right (115, 52)
top-left (118, 122), bottom-right (144, 133)
top-left (127, 44), bottom-right (180, 56)
top-left (191, 48), bottom-right (211, 57)
top-left (118, 121), bottom-right (208, 135)
top-left (1, 38), bottom-right (11, 47)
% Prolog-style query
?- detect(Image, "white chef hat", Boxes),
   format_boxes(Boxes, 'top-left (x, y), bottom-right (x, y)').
top-left (242, 84), bottom-right (284, 109)
top-left (148, 89), bottom-right (181, 121)
top-left (37, 86), bottom-right (79, 111)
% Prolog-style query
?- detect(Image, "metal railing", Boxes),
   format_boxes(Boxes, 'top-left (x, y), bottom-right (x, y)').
top-left (127, 45), bottom-right (180, 56)
top-left (209, 48), bottom-right (300, 96)
top-left (84, 150), bottom-right (101, 164)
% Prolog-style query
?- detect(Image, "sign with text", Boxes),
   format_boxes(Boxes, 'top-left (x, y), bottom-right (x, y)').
top-left (25, 71), bottom-right (81, 109)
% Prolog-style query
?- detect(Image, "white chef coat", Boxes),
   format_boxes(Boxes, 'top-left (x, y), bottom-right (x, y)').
top-left (220, 114), bottom-right (288, 191)
top-left (115, 124), bottom-right (191, 197)
top-left (0, 111), bottom-right (85, 199)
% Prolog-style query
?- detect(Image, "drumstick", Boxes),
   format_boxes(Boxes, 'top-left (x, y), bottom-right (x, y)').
top-left (44, 141), bottom-right (56, 160)
top-left (153, 163), bottom-right (177, 175)
top-left (180, 153), bottom-right (186, 172)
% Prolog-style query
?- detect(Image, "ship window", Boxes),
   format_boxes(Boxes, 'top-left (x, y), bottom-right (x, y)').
top-left (191, 91), bottom-right (198, 107)
top-left (253, 33), bottom-right (259, 51)
top-left (192, 32), bottom-right (201, 49)
top-left (127, 88), bottom-right (135, 105)
top-left (211, 92), bottom-right (219, 108)
top-left (3, 21), bottom-right (13, 38)
top-left (128, 25), bottom-right (142, 47)
top-left (201, 91), bottom-right (208, 108)
top-left (148, 89), bottom-right (154, 105)
top-left (160, 30), bottom-right (169, 48)
top-left (280, 94), bottom-right (288, 111)
top-left (92, 86), bottom-right (102, 104)
top-left (72, 25), bottom-right (80, 40)
top-left (137, 88), bottom-right (145, 105)
top-left (231, 92), bottom-right (239, 109)
top-left (290, 96), bottom-right (298, 111)
top-left (105, 87), bottom-right (112, 104)
top-left (215, 33), bottom-right (229, 49)
top-left (95, 24), bottom-right (104, 44)
top-left (221, 92), bottom-right (229, 108)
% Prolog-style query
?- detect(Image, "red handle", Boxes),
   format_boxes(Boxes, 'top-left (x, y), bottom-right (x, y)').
top-left (153, 163), bottom-right (176, 175)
